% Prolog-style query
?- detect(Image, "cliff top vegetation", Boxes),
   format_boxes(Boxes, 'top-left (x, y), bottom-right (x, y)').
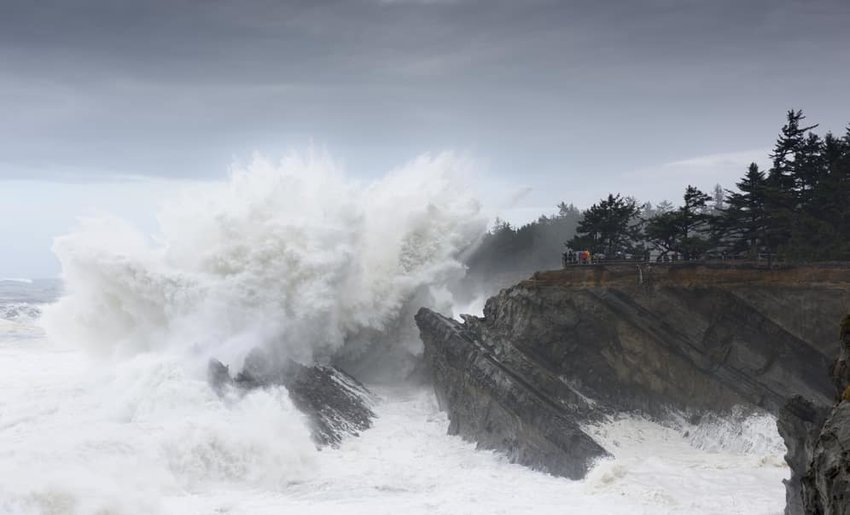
top-left (466, 110), bottom-right (850, 279)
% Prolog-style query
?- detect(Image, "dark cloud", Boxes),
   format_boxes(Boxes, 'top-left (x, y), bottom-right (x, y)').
top-left (1, 0), bottom-right (848, 186)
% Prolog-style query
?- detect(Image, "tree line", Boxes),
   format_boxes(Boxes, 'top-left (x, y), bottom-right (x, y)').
top-left (568, 110), bottom-right (850, 262)
top-left (464, 202), bottom-right (583, 280)
top-left (466, 109), bottom-right (850, 276)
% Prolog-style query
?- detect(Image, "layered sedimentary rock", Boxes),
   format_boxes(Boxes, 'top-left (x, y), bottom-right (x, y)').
top-left (416, 310), bottom-right (608, 478)
top-left (415, 263), bottom-right (850, 486)
top-left (208, 351), bottom-right (375, 446)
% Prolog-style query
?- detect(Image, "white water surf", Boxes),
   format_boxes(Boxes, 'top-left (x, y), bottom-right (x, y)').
top-left (0, 327), bottom-right (788, 515)
top-left (0, 154), bottom-right (788, 514)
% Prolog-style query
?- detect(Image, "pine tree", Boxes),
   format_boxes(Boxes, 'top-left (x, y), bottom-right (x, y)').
top-left (814, 129), bottom-right (850, 259)
top-left (645, 186), bottom-right (715, 260)
top-left (679, 185), bottom-right (714, 259)
top-left (721, 163), bottom-right (768, 258)
top-left (557, 202), bottom-right (580, 219)
top-left (567, 194), bottom-right (642, 257)
top-left (763, 110), bottom-right (818, 256)
top-left (644, 211), bottom-right (680, 258)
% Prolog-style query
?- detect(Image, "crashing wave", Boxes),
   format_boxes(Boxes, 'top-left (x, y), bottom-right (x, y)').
top-left (42, 151), bottom-right (486, 375)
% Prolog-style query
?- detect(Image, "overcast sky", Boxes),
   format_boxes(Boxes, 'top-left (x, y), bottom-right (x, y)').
top-left (2, 0), bottom-right (849, 277)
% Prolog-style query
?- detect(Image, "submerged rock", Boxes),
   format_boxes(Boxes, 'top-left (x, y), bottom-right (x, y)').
top-left (415, 264), bottom-right (850, 482)
top-left (208, 352), bottom-right (375, 447)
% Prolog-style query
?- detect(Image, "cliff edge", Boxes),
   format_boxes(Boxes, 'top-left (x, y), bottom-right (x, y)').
top-left (415, 263), bottom-right (850, 495)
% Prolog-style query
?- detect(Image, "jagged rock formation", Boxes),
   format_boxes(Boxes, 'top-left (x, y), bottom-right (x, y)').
top-left (208, 351), bottom-right (375, 446)
top-left (802, 402), bottom-right (850, 514)
top-left (415, 263), bottom-right (850, 484)
top-left (830, 314), bottom-right (850, 400)
top-left (417, 310), bottom-right (608, 478)
top-left (777, 396), bottom-right (831, 514)
top-left (782, 313), bottom-right (850, 515)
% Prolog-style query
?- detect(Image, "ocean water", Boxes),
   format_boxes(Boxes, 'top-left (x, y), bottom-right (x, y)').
top-left (0, 154), bottom-right (788, 514)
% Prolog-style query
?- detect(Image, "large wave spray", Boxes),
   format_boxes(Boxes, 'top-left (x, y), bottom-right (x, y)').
top-left (43, 151), bottom-right (486, 372)
top-left (1, 152), bottom-right (487, 513)
top-left (2, 155), bottom-right (790, 514)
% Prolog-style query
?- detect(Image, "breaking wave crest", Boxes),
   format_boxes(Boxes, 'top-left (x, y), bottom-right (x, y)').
top-left (42, 151), bottom-right (485, 372)
top-left (0, 152), bottom-right (488, 513)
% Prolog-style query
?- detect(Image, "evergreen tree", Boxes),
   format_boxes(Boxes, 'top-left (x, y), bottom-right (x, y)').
top-left (644, 211), bottom-right (680, 257)
top-left (721, 163), bottom-right (768, 257)
top-left (567, 194), bottom-right (642, 257)
top-left (679, 185), bottom-right (714, 259)
top-left (645, 185), bottom-right (714, 260)
top-left (656, 200), bottom-right (675, 213)
top-left (763, 110), bottom-right (818, 256)
top-left (557, 202), bottom-right (581, 219)
top-left (814, 128), bottom-right (850, 259)
top-left (769, 110), bottom-right (819, 190)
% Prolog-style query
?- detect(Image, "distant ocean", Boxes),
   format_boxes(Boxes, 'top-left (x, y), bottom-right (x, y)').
top-left (0, 278), bottom-right (60, 329)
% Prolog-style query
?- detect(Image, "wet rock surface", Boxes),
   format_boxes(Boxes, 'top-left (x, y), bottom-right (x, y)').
top-left (784, 313), bottom-right (850, 515)
top-left (416, 310), bottom-right (608, 479)
top-left (802, 402), bottom-right (850, 515)
top-left (415, 264), bottom-right (850, 483)
top-left (208, 352), bottom-right (375, 447)
top-left (778, 396), bottom-right (831, 515)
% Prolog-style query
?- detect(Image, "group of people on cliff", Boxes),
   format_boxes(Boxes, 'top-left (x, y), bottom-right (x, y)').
top-left (562, 249), bottom-right (593, 266)
top-left (561, 247), bottom-right (701, 266)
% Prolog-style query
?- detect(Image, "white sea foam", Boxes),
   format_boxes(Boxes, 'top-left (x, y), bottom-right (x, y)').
top-left (1, 153), bottom-right (790, 514)
top-left (0, 332), bottom-right (787, 515)
top-left (0, 337), bottom-right (317, 515)
top-left (583, 415), bottom-right (787, 512)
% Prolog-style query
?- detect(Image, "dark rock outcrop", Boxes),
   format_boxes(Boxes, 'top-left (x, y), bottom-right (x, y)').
top-left (830, 314), bottom-right (850, 400)
top-left (208, 351), bottom-right (375, 447)
top-left (802, 402), bottom-right (850, 515)
top-left (415, 263), bottom-right (850, 483)
top-left (416, 310), bottom-right (608, 479)
top-left (779, 313), bottom-right (850, 514)
top-left (778, 396), bottom-right (831, 515)
top-left (803, 401), bottom-right (850, 515)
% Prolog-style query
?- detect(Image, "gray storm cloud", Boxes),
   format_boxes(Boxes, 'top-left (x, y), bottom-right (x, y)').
top-left (1, 0), bottom-right (848, 183)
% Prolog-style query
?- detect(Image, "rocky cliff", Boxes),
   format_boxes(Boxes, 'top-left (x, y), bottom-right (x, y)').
top-left (416, 309), bottom-right (608, 478)
top-left (789, 314), bottom-right (850, 515)
top-left (777, 396), bottom-right (832, 514)
top-left (415, 263), bottom-right (850, 490)
top-left (802, 402), bottom-right (850, 514)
